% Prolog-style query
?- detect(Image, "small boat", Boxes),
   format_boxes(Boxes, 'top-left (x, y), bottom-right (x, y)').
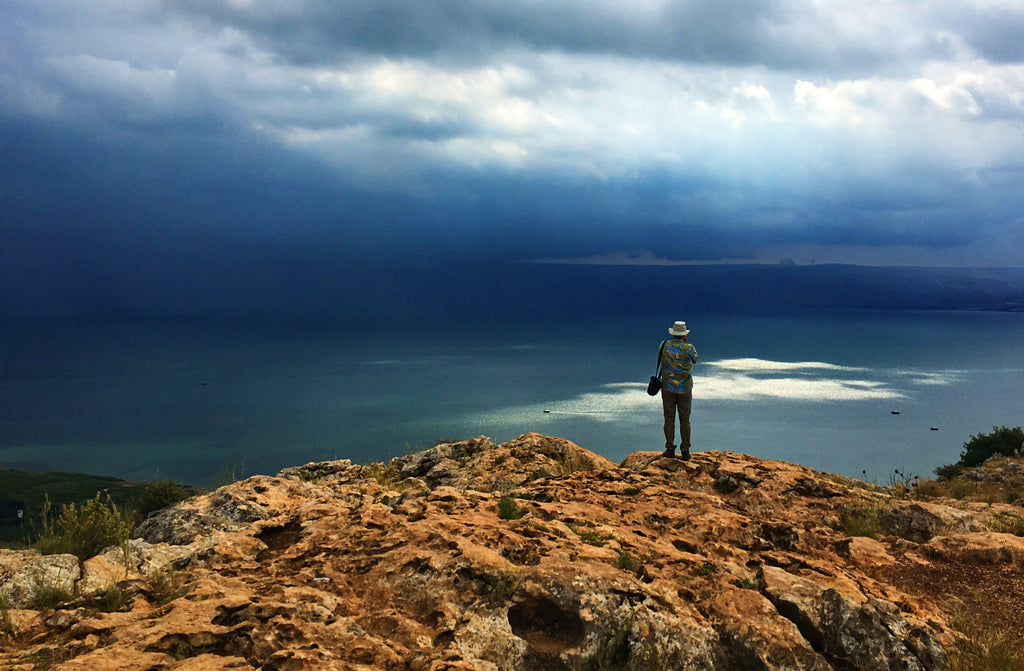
top-left (930, 427), bottom-right (939, 431)
top-left (891, 410), bottom-right (900, 415)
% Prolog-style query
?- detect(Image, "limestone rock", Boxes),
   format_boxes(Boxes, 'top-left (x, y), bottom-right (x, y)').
top-left (879, 502), bottom-right (981, 543)
top-left (761, 566), bottom-right (946, 670)
top-left (0, 551), bottom-right (79, 609)
top-left (927, 531), bottom-right (1024, 567)
top-left (4, 434), bottom-right (1022, 670)
top-left (135, 475), bottom-right (326, 545)
top-left (276, 458), bottom-right (362, 484)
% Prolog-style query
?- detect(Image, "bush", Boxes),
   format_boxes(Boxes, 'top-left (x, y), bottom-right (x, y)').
top-left (934, 463), bottom-right (962, 480)
top-left (959, 426), bottom-right (1024, 467)
top-left (947, 478), bottom-right (978, 500)
top-left (35, 494), bottom-right (134, 562)
top-left (138, 480), bottom-right (194, 518)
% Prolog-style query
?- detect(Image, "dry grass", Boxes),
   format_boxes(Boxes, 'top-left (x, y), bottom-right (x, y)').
top-left (882, 557), bottom-right (1024, 671)
top-left (839, 505), bottom-right (883, 539)
top-left (948, 599), bottom-right (1024, 671)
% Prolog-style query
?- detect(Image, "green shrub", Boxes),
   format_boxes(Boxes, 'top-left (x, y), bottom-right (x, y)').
top-left (497, 495), bottom-right (525, 520)
top-left (137, 480), bottom-right (194, 518)
top-left (615, 549), bottom-right (639, 572)
top-left (731, 577), bottom-right (762, 591)
top-left (934, 463), bottom-right (963, 480)
top-left (567, 522), bottom-right (613, 546)
top-left (35, 493), bottom-right (134, 562)
top-left (694, 562), bottom-right (718, 577)
top-left (959, 426), bottom-right (1024, 467)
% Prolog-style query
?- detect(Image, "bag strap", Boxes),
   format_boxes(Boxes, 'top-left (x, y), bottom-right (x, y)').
top-left (655, 340), bottom-right (666, 375)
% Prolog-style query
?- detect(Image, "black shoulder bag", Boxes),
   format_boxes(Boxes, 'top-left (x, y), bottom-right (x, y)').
top-left (647, 340), bottom-right (666, 396)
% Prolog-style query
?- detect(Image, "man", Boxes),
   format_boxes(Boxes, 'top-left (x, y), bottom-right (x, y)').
top-left (660, 321), bottom-right (698, 459)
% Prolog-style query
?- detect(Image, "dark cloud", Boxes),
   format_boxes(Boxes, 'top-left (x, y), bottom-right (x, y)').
top-left (945, 4), bottom-right (1024, 63)
top-left (161, 0), bottom-right (932, 73)
top-left (2, 1), bottom-right (1023, 319)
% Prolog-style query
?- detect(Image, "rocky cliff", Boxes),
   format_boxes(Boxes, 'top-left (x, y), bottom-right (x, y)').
top-left (2, 433), bottom-right (1024, 670)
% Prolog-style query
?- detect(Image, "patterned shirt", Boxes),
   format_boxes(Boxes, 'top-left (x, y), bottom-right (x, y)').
top-left (660, 337), bottom-right (698, 393)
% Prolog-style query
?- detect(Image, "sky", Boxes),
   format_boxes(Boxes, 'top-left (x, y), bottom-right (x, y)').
top-left (2, 0), bottom-right (1024, 318)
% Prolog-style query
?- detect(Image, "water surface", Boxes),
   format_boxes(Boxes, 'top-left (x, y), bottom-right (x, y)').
top-left (2, 309), bottom-right (1021, 486)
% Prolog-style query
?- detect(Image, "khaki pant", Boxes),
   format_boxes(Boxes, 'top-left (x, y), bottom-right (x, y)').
top-left (661, 389), bottom-right (692, 450)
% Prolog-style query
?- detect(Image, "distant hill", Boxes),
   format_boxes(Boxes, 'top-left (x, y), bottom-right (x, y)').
top-left (3, 262), bottom-right (1021, 321)
top-left (405, 263), bottom-right (1024, 323)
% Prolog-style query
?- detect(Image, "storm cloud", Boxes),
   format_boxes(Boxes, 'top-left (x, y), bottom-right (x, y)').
top-left (2, 0), bottom-right (1023, 317)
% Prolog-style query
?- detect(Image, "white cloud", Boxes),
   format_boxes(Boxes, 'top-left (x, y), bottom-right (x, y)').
top-left (707, 359), bottom-right (862, 373)
top-left (699, 374), bottom-right (903, 402)
top-left (476, 358), bottom-right (945, 431)
top-left (699, 359), bottom-right (906, 401)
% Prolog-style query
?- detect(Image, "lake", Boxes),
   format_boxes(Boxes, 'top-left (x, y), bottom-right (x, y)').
top-left (1, 308), bottom-right (1022, 486)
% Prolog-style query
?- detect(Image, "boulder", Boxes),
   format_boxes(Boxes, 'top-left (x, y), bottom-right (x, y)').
top-left (880, 501), bottom-right (980, 542)
top-left (761, 566), bottom-right (946, 670)
top-left (928, 532), bottom-right (1024, 567)
top-left (0, 550), bottom-right (80, 609)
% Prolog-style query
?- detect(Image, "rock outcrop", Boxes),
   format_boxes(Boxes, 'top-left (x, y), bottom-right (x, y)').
top-left (2, 433), bottom-right (1023, 670)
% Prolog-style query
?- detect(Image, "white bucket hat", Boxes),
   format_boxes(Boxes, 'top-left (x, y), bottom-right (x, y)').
top-left (669, 321), bottom-right (690, 336)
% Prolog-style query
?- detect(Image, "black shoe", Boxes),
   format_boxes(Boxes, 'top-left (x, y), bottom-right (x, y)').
top-left (678, 450), bottom-right (690, 461)
top-left (662, 448), bottom-right (675, 458)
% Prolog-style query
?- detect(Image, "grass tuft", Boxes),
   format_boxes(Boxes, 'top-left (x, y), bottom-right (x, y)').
top-left (497, 494), bottom-right (525, 520)
top-left (986, 514), bottom-right (1024, 537)
top-left (30, 580), bottom-right (74, 609)
top-left (555, 452), bottom-right (595, 476)
top-left (839, 505), bottom-right (883, 539)
top-left (615, 548), bottom-right (640, 573)
top-left (694, 562), bottom-right (718, 577)
top-left (567, 521), bottom-right (614, 546)
top-left (948, 602), bottom-right (1024, 671)
top-left (364, 461), bottom-right (403, 488)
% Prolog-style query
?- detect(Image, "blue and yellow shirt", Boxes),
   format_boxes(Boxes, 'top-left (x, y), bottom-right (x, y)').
top-left (660, 338), bottom-right (698, 393)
